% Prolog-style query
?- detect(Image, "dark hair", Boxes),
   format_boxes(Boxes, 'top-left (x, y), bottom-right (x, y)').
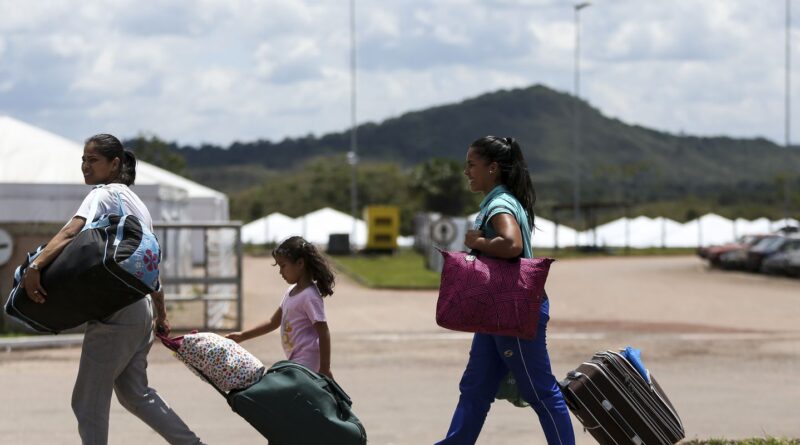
top-left (470, 136), bottom-right (536, 228)
top-left (272, 236), bottom-right (335, 297)
top-left (85, 133), bottom-right (137, 186)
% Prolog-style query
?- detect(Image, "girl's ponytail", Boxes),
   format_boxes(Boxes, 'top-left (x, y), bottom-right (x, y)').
top-left (119, 150), bottom-right (137, 186)
top-left (306, 245), bottom-right (336, 297)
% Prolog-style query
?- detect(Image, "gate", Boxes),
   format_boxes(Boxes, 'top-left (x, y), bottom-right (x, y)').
top-left (154, 221), bottom-right (243, 331)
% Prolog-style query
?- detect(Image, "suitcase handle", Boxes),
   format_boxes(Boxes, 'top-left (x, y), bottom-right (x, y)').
top-left (317, 375), bottom-right (354, 418)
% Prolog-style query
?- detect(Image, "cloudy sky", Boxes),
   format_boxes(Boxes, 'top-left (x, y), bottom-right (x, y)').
top-left (0, 0), bottom-right (797, 146)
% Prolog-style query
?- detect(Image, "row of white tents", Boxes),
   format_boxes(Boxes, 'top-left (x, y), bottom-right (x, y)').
top-left (241, 208), bottom-right (415, 248)
top-left (244, 208), bottom-right (799, 250)
top-left (563, 214), bottom-right (798, 249)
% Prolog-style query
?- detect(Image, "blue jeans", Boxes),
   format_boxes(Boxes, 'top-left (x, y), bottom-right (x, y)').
top-left (436, 298), bottom-right (575, 445)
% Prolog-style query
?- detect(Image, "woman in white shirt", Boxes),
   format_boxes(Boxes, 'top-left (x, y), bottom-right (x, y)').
top-left (21, 134), bottom-right (205, 445)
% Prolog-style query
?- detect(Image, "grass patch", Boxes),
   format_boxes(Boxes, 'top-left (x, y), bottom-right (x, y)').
top-left (0, 331), bottom-right (30, 338)
top-left (329, 249), bottom-right (441, 289)
top-left (684, 439), bottom-right (799, 445)
top-left (328, 247), bottom-right (699, 289)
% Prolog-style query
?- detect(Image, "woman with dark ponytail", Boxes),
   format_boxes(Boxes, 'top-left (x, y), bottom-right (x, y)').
top-left (21, 133), bottom-right (205, 445)
top-left (435, 136), bottom-right (574, 444)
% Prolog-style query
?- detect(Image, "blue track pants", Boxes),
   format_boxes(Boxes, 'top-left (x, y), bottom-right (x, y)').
top-left (435, 298), bottom-right (575, 445)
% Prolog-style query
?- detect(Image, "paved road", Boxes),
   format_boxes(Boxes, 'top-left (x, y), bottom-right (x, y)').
top-left (1, 255), bottom-right (798, 444)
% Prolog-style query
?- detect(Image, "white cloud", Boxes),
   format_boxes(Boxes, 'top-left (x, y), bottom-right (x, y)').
top-left (0, 0), bottom-right (797, 146)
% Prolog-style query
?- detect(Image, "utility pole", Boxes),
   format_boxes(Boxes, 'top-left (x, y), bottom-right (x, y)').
top-left (573, 2), bottom-right (590, 244)
top-left (348, 0), bottom-right (359, 248)
top-left (784, 0), bottom-right (793, 220)
top-left (787, 0), bottom-right (792, 152)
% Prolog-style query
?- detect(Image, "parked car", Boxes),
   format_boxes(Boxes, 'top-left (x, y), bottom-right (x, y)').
top-left (760, 241), bottom-right (800, 275)
top-left (787, 249), bottom-right (800, 277)
top-left (719, 247), bottom-right (750, 270)
top-left (746, 235), bottom-right (800, 272)
top-left (699, 235), bottom-right (768, 267)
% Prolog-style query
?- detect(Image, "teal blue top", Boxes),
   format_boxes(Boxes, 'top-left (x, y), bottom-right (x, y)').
top-left (473, 185), bottom-right (533, 258)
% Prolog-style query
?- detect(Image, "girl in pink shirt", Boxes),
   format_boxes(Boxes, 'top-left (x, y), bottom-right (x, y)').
top-left (227, 236), bottom-right (335, 378)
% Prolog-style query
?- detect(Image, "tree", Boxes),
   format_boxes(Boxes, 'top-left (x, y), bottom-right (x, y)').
top-left (409, 158), bottom-right (476, 216)
top-left (126, 134), bottom-right (187, 175)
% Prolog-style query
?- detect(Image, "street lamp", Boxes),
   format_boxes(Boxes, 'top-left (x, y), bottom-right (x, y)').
top-left (349, 0), bottom-right (359, 247)
top-left (572, 2), bottom-right (590, 244)
top-left (784, 0), bottom-right (792, 220)
top-left (786, 0), bottom-right (792, 151)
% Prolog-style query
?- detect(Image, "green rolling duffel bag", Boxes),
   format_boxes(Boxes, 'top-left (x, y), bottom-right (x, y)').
top-left (227, 360), bottom-right (367, 445)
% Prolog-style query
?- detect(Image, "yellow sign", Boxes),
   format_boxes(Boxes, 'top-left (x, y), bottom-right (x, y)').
top-left (364, 206), bottom-right (400, 251)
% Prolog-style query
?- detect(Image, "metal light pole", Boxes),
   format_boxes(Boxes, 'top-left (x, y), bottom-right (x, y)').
top-left (348, 0), bottom-right (359, 247)
top-left (786, 0), bottom-right (792, 151)
top-left (784, 0), bottom-right (792, 220)
top-left (572, 2), bottom-right (590, 244)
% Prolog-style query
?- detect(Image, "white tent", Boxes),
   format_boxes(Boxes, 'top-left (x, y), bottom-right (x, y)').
top-left (771, 218), bottom-right (800, 230)
top-left (296, 207), bottom-right (367, 247)
top-left (638, 217), bottom-right (684, 248)
top-left (242, 212), bottom-right (298, 244)
top-left (585, 216), bottom-right (644, 248)
top-left (582, 216), bottom-right (684, 248)
top-left (0, 115), bottom-right (230, 271)
top-left (244, 207), bottom-right (369, 248)
top-left (245, 209), bottom-right (415, 249)
top-left (734, 218), bottom-right (773, 238)
top-left (0, 115), bottom-right (228, 224)
top-left (662, 213), bottom-right (735, 248)
top-left (531, 217), bottom-right (578, 248)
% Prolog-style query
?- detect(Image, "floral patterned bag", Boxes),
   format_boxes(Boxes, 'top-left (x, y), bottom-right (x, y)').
top-left (159, 331), bottom-right (265, 393)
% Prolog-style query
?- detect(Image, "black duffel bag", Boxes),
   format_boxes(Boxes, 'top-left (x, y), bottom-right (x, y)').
top-left (4, 210), bottom-right (160, 334)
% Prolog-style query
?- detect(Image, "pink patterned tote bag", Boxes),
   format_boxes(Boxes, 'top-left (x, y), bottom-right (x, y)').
top-left (436, 251), bottom-right (554, 340)
top-left (158, 331), bottom-right (265, 392)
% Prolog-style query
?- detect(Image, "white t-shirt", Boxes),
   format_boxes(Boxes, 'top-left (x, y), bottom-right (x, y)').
top-left (74, 184), bottom-right (153, 231)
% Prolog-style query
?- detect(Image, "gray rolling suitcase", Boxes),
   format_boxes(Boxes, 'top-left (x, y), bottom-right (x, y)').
top-left (560, 350), bottom-right (684, 445)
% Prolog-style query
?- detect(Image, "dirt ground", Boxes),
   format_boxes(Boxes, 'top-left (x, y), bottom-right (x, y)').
top-left (1, 255), bottom-right (798, 444)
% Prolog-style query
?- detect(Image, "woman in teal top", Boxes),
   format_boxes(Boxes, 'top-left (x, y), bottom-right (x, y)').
top-left (436, 136), bottom-right (574, 445)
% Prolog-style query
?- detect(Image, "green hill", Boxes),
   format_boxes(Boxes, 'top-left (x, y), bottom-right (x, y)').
top-left (175, 84), bottom-right (799, 189)
top-left (129, 84), bottom-right (800, 224)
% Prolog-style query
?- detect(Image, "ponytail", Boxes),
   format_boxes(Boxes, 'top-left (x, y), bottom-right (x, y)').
top-left (469, 136), bottom-right (537, 228)
top-left (119, 150), bottom-right (137, 186)
top-left (505, 138), bottom-right (536, 228)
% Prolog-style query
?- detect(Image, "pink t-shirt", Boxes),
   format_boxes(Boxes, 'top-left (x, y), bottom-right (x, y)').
top-left (280, 284), bottom-right (327, 372)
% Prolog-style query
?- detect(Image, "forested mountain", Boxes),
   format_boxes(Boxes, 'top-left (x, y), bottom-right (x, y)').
top-left (128, 84), bottom-right (800, 225)
top-left (173, 84), bottom-right (799, 179)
